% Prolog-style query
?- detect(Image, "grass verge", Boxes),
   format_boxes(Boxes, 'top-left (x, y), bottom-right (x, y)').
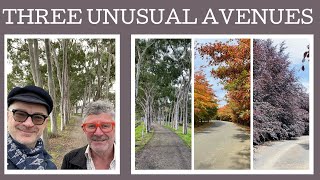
top-left (135, 121), bottom-right (154, 153)
top-left (164, 124), bottom-right (191, 148)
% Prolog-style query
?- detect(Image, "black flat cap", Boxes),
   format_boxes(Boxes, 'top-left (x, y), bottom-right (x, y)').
top-left (7, 85), bottom-right (53, 114)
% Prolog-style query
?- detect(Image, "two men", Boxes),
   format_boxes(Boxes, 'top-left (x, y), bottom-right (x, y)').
top-left (7, 85), bottom-right (116, 170)
top-left (61, 100), bottom-right (116, 170)
top-left (7, 85), bottom-right (57, 169)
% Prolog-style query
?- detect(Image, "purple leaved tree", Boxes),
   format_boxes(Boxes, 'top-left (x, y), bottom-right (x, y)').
top-left (253, 39), bottom-right (309, 145)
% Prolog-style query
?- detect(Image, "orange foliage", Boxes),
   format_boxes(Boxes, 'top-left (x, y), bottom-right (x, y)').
top-left (217, 105), bottom-right (234, 121)
top-left (197, 39), bottom-right (250, 126)
top-left (194, 70), bottom-right (218, 123)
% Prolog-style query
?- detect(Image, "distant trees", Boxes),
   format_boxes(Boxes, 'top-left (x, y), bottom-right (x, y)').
top-left (197, 39), bottom-right (251, 126)
top-left (135, 39), bottom-right (191, 134)
top-left (194, 70), bottom-right (218, 126)
top-left (253, 39), bottom-right (309, 145)
top-left (217, 105), bottom-right (234, 122)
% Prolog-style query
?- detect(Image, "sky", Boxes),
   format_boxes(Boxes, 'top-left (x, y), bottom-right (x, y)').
top-left (194, 39), bottom-right (229, 107)
top-left (194, 37), bottom-right (310, 107)
top-left (270, 38), bottom-right (310, 93)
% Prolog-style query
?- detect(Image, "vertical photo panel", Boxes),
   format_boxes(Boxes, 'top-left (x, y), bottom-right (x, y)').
top-left (133, 38), bottom-right (192, 171)
top-left (194, 38), bottom-right (251, 170)
top-left (253, 37), bottom-right (312, 171)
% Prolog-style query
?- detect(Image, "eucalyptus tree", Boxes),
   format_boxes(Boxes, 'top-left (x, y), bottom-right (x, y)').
top-left (7, 38), bottom-right (116, 134)
top-left (45, 39), bottom-right (58, 136)
top-left (135, 39), bottom-right (191, 134)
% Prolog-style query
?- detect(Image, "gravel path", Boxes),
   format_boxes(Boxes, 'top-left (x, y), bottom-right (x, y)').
top-left (194, 120), bottom-right (250, 170)
top-left (254, 136), bottom-right (309, 170)
top-left (135, 123), bottom-right (191, 170)
top-left (47, 116), bottom-right (87, 169)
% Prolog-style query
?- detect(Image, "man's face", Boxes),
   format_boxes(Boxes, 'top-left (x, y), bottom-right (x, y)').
top-left (83, 113), bottom-right (115, 155)
top-left (7, 101), bottom-right (48, 149)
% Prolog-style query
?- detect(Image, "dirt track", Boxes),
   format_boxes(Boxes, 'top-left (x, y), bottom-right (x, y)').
top-left (194, 120), bottom-right (250, 170)
top-left (254, 136), bottom-right (309, 170)
top-left (135, 123), bottom-right (191, 170)
top-left (47, 116), bottom-right (87, 169)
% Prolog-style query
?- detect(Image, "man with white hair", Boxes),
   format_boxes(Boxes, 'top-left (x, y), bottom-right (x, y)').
top-left (61, 100), bottom-right (115, 170)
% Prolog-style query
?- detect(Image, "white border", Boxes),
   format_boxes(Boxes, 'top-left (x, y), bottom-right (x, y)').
top-left (131, 34), bottom-right (314, 175)
top-left (4, 34), bottom-right (120, 175)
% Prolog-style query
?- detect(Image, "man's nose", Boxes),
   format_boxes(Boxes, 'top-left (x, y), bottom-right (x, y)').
top-left (22, 116), bottom-right (34, 127)
top-left (93, 126), bottom-right (104, 135)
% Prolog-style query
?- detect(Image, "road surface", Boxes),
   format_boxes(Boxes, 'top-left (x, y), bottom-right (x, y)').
top-left (135, 123), bottom-right (191, 170)
top-left (254, 136), bottom-right (309, 170)
top-left (195, 120), bottom-right (250, 170)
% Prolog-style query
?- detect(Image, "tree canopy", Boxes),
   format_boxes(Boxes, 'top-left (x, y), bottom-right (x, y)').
top-left (196, 39), bottom-right (251, 126)
top-left (135, 39), bottom-right (191, 134)
top-left (253, 39), bottom-right (309, 145)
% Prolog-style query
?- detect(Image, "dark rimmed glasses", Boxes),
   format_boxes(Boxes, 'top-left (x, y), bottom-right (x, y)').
top-left (8, 109), bottom-right (48, 125)
top-left (82, 122), bottom-right (115, 133)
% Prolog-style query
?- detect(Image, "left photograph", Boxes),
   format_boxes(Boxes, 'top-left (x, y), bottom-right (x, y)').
top-left (5, 35), bottom-right (120, 174)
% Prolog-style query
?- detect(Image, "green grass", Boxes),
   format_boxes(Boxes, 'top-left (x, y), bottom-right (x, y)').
top-left (164, 124), bottom-right (191, 148)
top-left (135, 121), bottom-right (154, 153)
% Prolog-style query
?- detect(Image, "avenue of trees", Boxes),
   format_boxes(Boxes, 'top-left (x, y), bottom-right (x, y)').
top-left (135, 39), bottom-right (191, 135)
top-left (7, 38), bottom-right (116, 145)
top-left (253, 39), bottom-right (309, 145)
top-left (196, 39), bottom-right (251, 127)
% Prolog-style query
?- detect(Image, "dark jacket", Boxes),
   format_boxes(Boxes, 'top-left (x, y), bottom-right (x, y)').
top-left (61, 145), bottom-right (87, 169)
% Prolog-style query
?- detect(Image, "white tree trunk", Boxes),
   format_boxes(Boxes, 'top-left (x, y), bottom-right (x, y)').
top-left (45, 39), bottom-right (58, 136)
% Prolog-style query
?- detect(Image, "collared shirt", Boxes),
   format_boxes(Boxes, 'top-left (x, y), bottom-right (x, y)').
top-left (84, 144), bottom-right (116, 170)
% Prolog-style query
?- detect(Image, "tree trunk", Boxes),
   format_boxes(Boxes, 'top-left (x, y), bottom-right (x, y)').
top-left (183, 90), bottom-right (188, 135)
top-left (52, 44), bottom-right (64, 131)
top-left (45, 39), bottom-right (58, 136)
top-left (33, 39), bottom-right (43, 87)
top-left (105, 43), bottom-right (113, 98)
top-left (95, 40), bottom-right (101, 100)
top-left (62, 39), bottom-right (69, 127)
top-left (27, 39), bottom-right (37, 84)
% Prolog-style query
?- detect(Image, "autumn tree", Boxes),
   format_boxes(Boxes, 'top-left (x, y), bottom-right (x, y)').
top-left (217, 105), bottom-right (234, 122)
top-left (197, 39), bottom-right (251, 126)
top-left (253, 39), bottom-right (309, 145)
top-left (194, 70), bottom-right (218, 126)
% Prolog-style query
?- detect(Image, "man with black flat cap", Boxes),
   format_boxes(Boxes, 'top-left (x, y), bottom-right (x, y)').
top-left (7, 85), bottom-right (57, 170)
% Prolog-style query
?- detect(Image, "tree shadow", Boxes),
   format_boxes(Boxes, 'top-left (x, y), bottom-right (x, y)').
top-left (195, 161), bottom-right (215, 170)
top-left (233, 133), bottom-right (250, 142)
top-left (195, 120), bottom-right (227, 133)
top-left (211, 120), bottom-right (227, 128)
top-left (299, 143), bottom-right (309, 150)
top-left (233, 128), bottom-right (250, 142)
top-left (229, 146), bottom-right (251, 169)
top-left (195, 130), bottom-right (217, 134)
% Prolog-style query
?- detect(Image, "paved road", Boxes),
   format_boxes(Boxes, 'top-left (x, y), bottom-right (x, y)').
top-left (194, 120), bottom-right (250, 170)
top-left (135, 123), bottom-right (191, 170)
top-left (254, 136), bottom-right (309, 170)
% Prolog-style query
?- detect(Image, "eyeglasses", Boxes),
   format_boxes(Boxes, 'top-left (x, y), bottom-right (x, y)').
top-left (82, 122), bottom-right (115, 133)
top-left (8, 109), bottom-right (48, 125)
